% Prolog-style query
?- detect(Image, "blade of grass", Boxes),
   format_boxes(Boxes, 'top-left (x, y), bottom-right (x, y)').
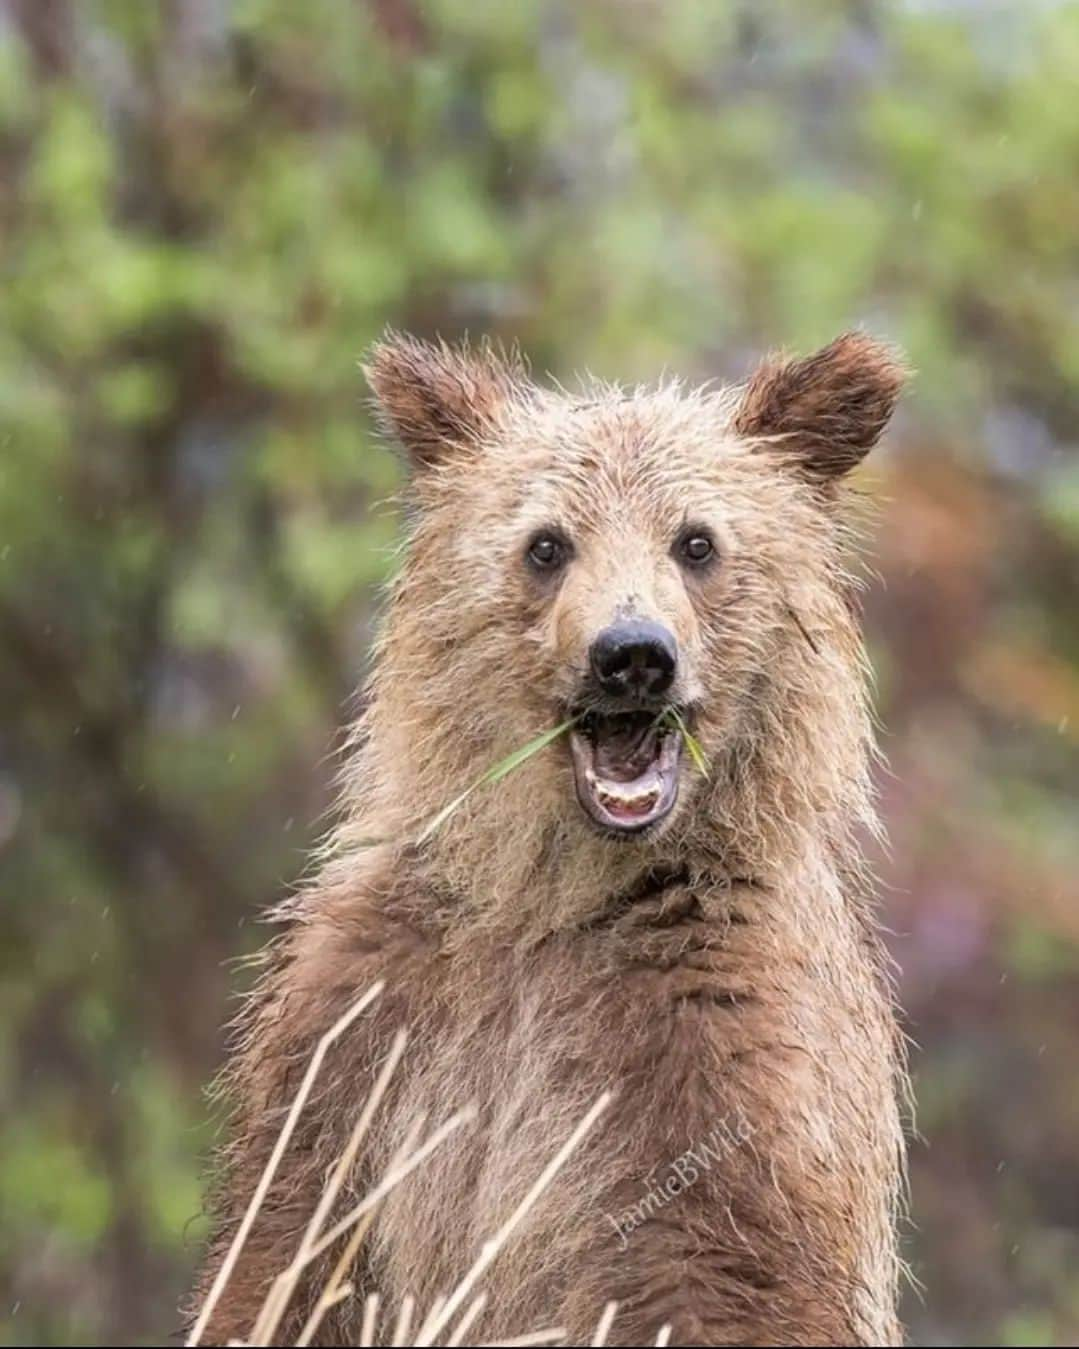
top-left (305, 1106), bottom-right (476, 1263)
top-left (390, 1293), bottom-right (416, 1347)
top-left (414, 1090), bottom-right (612, 1346)
top-left (415, 717), bottom-right (579, 845)
top-left (591, 1301), bottom-right (619, 1346)
top-left (295, 1115), bottom-right (427, 1348)
top-left (186, 981), bottom-right (384, 1347)
top-left (662, 707), bottom-right (710, 779)
top-left (259, 1030), bottom-right (409, 1346)
top-left (293, 1214), bottom-right (377, 1347)
top-left (360, 1291), bottom-right (380, 1347)
top-left (253, 1108), bottom-right (462, 1345)
top-left (479, 1331), bottom-right (567, 1347)
top-left (447, 1292), bottom-right (488, 1346)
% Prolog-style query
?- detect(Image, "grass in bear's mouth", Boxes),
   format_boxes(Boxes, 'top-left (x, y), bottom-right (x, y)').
top-left (568, 705), bottom-right (705, 835)
top-left (658, 706), bottom-right (710, 779)
top-left (414, 716), bottom-right (581, 844)
top-left (358, 707), bottom-right (707, 849)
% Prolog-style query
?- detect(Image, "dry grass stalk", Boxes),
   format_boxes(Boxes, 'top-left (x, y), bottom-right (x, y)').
top-left (591, 1300), bottom-right (618, 1346)
top-left (251, 1029), bottom-right (409, 1345)
top-left (360, 1291), bottom-right (380, 1347)
top-left (304, 1106), bottom-right (476, 1263)
top-left (191, 992), bottom-right (619, 1347)
top-left (479, 1332), bottom-right (567, 1347)
top-left (445, 1292), bottom-right (488, 1345)
top-left (295, 1116), bottom-right (428, 1348)
top-left (420, 1295), bottom-right (445, 1340)
top-left (323, 1283), bottom-right (353, 1311)
top-left (296, 1214), bottom-right (375, 1346)
top-left (201, 1092), bottom-right (473, 1344)
top-left (390, 1293), bottom-right (416, 1346)
top-left (240, 1104), bottom-right (474, 1341)
top-left (413, 1090), bottom-right (612, 1346)
top-left (187, 981), bottom-right (385, 1347)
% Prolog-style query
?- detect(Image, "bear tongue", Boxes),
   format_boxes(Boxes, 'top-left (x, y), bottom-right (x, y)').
top-left (593, 715), bottom-right (661, 783)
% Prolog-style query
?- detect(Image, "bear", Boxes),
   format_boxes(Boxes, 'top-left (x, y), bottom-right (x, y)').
top-left (190, 330), bottom-right (909, 1347)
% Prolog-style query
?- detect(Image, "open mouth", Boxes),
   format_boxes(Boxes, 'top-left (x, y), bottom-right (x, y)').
top-left (568, 708), bottom-right (683, 835)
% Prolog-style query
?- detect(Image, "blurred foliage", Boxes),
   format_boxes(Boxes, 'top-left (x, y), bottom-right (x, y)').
top-left (0, 1), bottom-right (1077, 1344)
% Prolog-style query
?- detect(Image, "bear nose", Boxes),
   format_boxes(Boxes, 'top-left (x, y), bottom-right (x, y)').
top-left (590, 620), bottom-right (678, 699)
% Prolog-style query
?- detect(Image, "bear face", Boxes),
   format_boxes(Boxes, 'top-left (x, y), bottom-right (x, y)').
top-left (364, 332), bottom-right (905, 850)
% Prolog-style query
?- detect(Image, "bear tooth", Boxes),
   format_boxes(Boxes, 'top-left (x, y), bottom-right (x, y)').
top-left (597, 785), bottom-right (659, 809)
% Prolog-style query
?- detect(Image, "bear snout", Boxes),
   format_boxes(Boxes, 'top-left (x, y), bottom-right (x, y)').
top-left (588, 620), bottom-right (678, 700)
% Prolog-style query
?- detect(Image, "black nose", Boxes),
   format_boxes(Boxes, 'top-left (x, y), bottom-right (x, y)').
top-left (590, 620), bottom-right (677, 699)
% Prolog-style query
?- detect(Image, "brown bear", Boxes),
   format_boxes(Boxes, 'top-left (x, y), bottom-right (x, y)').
top-left (191, 331), bottom-right (909, 1346)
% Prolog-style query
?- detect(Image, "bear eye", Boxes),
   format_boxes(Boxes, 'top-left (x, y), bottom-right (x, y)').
top-left (676, 529), bottom-right (716, 568)
top-left (526, 531), bottom-right (570, 573)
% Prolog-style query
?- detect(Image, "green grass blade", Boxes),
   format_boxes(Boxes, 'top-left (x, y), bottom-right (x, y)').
top-left (663, 707), bottom-right (710, 779)
top-left (415, 717), bottom-right (579, 845)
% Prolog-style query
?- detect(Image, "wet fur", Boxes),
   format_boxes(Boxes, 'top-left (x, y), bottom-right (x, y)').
top-left (192, 333), bottom-right (909, 1345)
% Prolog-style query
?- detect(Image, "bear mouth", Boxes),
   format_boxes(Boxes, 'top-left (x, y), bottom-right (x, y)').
top-left (568, 708), bottom-right (683, 836)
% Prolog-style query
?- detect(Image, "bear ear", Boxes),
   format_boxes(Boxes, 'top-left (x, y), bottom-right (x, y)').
top-left (733, 332), bottom-right (907, 479)
top-left (364, 331), bottom-right (526, 470)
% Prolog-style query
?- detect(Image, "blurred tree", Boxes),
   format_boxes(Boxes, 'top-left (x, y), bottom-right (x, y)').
top-left (0, 1), bottom-right (1076, 1343)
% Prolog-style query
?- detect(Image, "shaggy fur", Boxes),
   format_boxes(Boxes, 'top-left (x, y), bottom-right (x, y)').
top-left (192, 332), bottom-right (909, 1346)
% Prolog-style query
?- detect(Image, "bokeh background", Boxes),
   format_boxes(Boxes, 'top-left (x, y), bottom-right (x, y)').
top-left (1, 2), bottom-right (1077, 1344)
